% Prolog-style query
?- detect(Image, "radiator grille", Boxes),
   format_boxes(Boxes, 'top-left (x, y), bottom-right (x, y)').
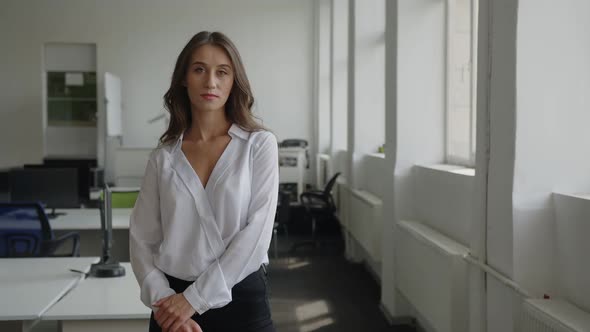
top-left (396, 220), bottom-right (469, 332)
top-left (518, 299), bottom-right (590, 332)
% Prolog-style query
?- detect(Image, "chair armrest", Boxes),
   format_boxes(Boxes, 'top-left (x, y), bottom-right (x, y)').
top-left (300, 192), bottom-right (330, 207)
top-left (42, 232), bottom-right (80, 257)
top-left (300, 192), bottom-right (336, 213)
top-left (306, 190), bottom-right (325, 195)
top-left (300, 191), bottom-right (329, 199)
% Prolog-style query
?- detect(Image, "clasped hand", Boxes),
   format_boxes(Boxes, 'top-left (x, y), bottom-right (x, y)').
top-left (153, 294), bottom-right (202, 332)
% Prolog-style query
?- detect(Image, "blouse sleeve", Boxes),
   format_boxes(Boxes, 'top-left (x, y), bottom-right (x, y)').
top-left (129, 152), bottom-right (176, 309)
top-left (182, 132), bottom-right (279, 314)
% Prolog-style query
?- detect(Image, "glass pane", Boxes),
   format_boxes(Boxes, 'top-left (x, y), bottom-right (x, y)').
top-left (446, 0), bottom-right (476, 166)
top-left (47, 71), bottom-right (97, 127)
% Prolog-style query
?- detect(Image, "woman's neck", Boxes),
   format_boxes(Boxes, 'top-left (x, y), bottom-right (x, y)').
top-left (185, 109), bottom-right (231, 142)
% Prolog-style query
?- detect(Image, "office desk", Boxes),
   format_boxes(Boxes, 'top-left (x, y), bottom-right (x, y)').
top-left (43, 263), bottom-right (149, 332)
top-left (0, 257), bottom-right (99, 332)
top-left (50, 209), bottom-right (132, 261)
top-left (49, 208), bottom-right (133, 230)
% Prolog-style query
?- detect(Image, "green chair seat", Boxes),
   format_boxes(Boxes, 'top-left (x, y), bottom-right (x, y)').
top-left (100, 191), bottom-right (139, 208)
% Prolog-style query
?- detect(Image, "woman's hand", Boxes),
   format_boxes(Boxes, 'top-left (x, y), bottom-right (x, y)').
top-left (162, 319), bottom-right (202, 332)
top-left (153, 294), bottom-right (197, 332)
top-left (177, 319), bottom-right (203, 332)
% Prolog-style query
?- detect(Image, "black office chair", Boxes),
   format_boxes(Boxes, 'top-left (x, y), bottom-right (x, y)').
top-left (304, 172), bottom-right (340, 202)
top-left (291, 172), bottom-right (341, 253)
top-left (272, 191), bottom-right (291, 258)
top-left (0, 202), bottom-right (80, 257)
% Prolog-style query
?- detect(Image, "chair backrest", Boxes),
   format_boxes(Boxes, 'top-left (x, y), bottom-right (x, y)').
top-left (0, 202), bottom-right (51, 257)
top-left (323, 172), bottom-right (341, 196)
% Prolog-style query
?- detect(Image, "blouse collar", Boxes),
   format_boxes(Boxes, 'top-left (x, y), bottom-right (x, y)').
top-left (174, 123), bottom-right (250, 152)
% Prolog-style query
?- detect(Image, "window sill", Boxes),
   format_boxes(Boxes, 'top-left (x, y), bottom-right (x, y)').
top-left (367, 152), bottom-right (385, 159)
top-left (414, 163), bottom-right (475, 177)
top-left (553, 192), bottom-right (590, 201)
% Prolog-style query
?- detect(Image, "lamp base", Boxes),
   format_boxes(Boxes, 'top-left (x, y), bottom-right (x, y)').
top-left (90, 260), bottom-right (125, 278)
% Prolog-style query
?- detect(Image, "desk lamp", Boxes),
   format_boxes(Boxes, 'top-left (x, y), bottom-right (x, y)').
top-left (90, 184), bottom-right (125, 278)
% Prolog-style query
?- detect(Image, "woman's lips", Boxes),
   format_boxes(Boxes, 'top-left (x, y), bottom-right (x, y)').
top-left (201, 94), bottom-right (219, 100)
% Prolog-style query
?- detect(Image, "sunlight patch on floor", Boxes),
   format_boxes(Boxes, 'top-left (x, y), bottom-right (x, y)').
top-left (298, 317), bottom-right (335, 332)
top-left (287, 260), bottom-right (311, 270)
top-left (295, 300), bottom-right (330, 321)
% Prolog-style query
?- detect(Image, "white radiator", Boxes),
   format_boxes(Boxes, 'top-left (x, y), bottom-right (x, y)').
top-left (348, 189), bottom-right (382, 262)
top-left (336, 183), bottom-right (382, 263)
top-left (519, 299), bottom-right (590, 332)
top-left (396, 220), bottom-right (469, 332)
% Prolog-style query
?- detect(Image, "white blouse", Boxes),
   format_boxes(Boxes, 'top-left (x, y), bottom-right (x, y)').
top-left (129, 124), bottom-right (279, 315)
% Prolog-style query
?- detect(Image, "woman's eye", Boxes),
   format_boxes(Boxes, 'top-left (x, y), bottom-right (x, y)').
top-left (195, 67), bottom-right (205, 73)
top-left (218, 71), bottom-right (228, 76)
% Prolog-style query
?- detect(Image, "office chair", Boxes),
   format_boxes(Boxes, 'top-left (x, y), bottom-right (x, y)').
top-left (272, 191), bottom-right (291, 258)
top-left (304, 172), bottom-right (340, 201)
top-left (0, 202), bottom-right (80, 257)
top-left (291, 172), bottom-right (341, 253)
top-left (100, 190), bottom-right (139, 208)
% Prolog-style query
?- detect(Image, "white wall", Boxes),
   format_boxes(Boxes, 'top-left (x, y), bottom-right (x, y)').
top-left (413, 165), bottom-right (474, 246)
top-left (382, 0), bottom-right (447, 324)
top-left (515, 0), bottom-right (590, 310)
top-left (396, 0), bottom-right (446, 171)
top-left (316, 0), bottom-right (332, 157)
top-left (45, 127), bottom-right (97, 157)
top-left (381, 0), bottom-right (398, 318)
top-left (480, 0), bottom-right (519, 330)
top-left (363, 154), bottom-right (388, 199)
top-left (394, 0), bottom-right (446, 223)
top-left (352, 0), bottom-right (385, 156)
top-left (554, 193), bottom-right (590, 312)
top-left (0, 0), bottom-right (315, 170)
top-left (331, 0), bottom-right (349, 155)
top-left (348, 0), bottom-right (385, 190)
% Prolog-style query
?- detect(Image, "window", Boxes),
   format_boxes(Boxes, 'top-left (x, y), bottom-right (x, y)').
top-left (47, 71), bottom-right (97, 127)
top-left (446, 0), bottom-right (478, 166)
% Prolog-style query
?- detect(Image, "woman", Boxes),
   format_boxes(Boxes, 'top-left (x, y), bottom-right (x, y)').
top-left (130, 31), bottom-right (278, 332)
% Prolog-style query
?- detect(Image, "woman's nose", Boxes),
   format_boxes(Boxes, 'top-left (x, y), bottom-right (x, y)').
top-left (205, 72), bottom-right (216, 88)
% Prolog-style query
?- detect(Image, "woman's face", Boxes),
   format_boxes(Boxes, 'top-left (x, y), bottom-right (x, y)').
top-left (184, 44), bottom-right (234, 114)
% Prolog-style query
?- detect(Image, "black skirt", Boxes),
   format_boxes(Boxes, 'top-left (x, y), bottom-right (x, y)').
top-left (149, 266), bottom-right (275, 332)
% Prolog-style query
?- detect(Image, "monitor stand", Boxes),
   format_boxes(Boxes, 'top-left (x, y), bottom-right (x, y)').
top-left (46, 208), bottom-right (67, 219)
top-left (90, 257), bottom-right (125, 278)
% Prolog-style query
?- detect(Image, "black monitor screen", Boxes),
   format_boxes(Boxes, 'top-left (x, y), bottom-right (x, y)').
top-left (32, 159), bottom-right (94, 203)
top-left (25, 164), bottom-right (90, 203)
top-left (10, 168), bottom-right (80, 209)
top-left (0, 170), bottom-right (9, 202)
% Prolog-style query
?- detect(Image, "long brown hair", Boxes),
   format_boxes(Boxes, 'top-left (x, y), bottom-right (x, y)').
top-left (160, 31), bottom-right (264, 145)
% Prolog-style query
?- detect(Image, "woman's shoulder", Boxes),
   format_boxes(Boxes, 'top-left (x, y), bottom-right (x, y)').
top-left (248, 129), bottom-right (277, 149)
top-left (148, 141), bottom-right (177, 164)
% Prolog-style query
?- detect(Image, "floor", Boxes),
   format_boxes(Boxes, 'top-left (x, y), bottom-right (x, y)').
top-left (267, 234), bottom-right (416, 332)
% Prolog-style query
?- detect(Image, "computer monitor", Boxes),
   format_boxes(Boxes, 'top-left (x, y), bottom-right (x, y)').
top-left (0, 169), bottom-right (10, 202)
top-left (10, 168), bottom-right (80, 218)
top-left (37, 158), bottom-right (96, 203)
top-left (25, 164), bottom-right (90, 204)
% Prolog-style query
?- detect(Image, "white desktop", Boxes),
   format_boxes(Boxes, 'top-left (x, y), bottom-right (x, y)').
top-left (43, 262), bottom-right (149, 332)
top-left (0, 257), bottom-right (99, 332)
